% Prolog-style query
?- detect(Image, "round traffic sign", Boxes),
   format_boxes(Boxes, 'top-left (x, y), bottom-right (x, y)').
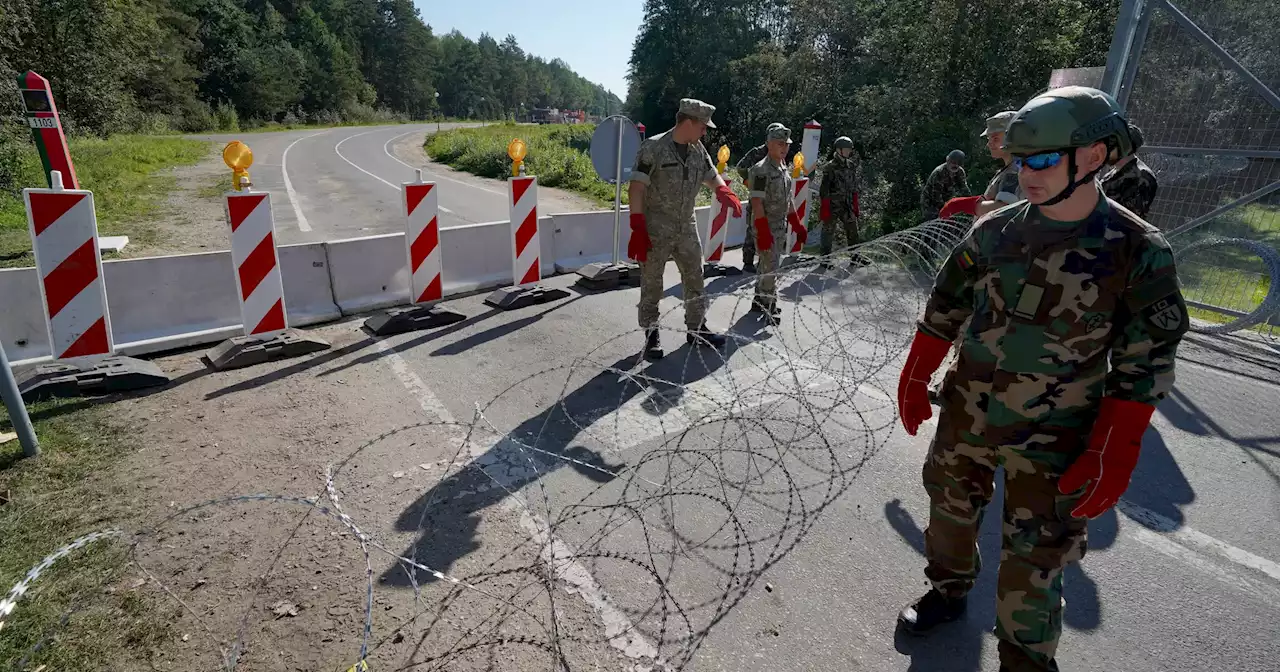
top-left (590, 116), bottom-right (642, 184)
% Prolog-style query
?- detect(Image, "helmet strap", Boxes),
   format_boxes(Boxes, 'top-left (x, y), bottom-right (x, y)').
top-left (1040, 151), bottom-right (1103, 207)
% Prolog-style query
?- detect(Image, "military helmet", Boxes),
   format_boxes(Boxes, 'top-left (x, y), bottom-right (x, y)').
top-left (834, 136), bottom-right (854, 150)
top-left (1002, 86), bottom-right (1134, 159)
top-left (947, 149), bottom-right (966, 163)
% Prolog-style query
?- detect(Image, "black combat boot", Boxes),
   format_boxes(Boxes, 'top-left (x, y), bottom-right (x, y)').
top-left (644, 327), bottom-right (663, 360)
top-left (896, 589), bottom-right (967, 635)
top-left (686, 322), bottom-right (726, 348)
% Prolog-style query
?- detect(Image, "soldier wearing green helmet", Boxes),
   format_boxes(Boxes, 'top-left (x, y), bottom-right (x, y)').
top-left (817, 135), bottom-right (864, 265)
top-left (894, 86), bottom-right (1188, 672)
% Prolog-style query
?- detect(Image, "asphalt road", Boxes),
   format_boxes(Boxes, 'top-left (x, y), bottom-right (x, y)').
top-left (261, 250), bottom-right (1280, 672)
top-left (191, 123), bottom-right (516, 245)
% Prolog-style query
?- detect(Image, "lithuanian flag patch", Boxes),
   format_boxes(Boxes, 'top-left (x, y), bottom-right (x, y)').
top-left (956, 250), bottom-right (975, 270)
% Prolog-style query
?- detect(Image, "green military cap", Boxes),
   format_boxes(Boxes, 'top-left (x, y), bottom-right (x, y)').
top-left (766, 122), bottom-right (785, 133)
top-left (768, 125), bottom-right (792, 143)
top-left (678, 98), bottom-right (717, 128)
top-left (980, 110), bottom-right (1018, 137)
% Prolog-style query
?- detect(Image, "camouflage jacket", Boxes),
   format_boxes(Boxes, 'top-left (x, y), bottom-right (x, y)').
top-left (819, 153), bottom-right (861, 214)
top-left (631, 129), bottom-right (718, 235)
top-left (919, 195), bottom-right (1188, 435)
top-left (1102, 157), bottom-right (1158, 218)
top-left (736, 143), bottom-right (770, 182)
top-left (983, 162), bottom-right (1022, 205)
top-left (923, 163), bottom-right (969, 211)
top-left (748, 157), bottom-right (794, 231)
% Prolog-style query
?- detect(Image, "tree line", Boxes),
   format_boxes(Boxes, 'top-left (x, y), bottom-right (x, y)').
top-left (625, 0), bottom-right (1121, 232)
top-left (0, 0), bottom-right (622, 137)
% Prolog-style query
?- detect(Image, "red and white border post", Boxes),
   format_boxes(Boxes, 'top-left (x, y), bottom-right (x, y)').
top-left (787, 176), bottom-right (811, 256)
top-left (782, 120), bottom-right (822, 266)
top-left (205, 176), bottom-right (329, 370)
top-left (484, 173), bottom-right (568, 310)
top-left (703, 172), bottom-right (743, 277)
top-left (16, 170), bottom-right (169, 400)
top-left (364, 172), bottom-right (466, 335)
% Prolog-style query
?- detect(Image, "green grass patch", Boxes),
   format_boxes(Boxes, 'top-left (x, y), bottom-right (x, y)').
top-left (1, 399), bottom-right (177, 669)
top-left (1, 133), bottom-right (211, 268)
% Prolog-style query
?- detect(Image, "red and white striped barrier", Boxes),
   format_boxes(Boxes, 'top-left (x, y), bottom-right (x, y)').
top-left (226, 191), bottom-right (287, 337)
top-left (23, 173), bottom-right (113, 359)
top-left (789, 176), bottom-right (810, 254)
top-left (404, 180), bottom-right (443, 304)
top-left (509, 176), bottom-right (541, 287)
top-left (704, 174), bottom-right (732, 264)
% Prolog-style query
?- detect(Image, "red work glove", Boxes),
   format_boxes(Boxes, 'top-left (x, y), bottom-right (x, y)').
top-left (819, 198), bottom-right (832, 222)
top-left (1058, 398), bottom-right (1155, 518)
top-left (897, 330), bottom-right (952, 436)
top-left (939, 195), bottom-right (982, 219)
top-left (788, 211), bottom-right (807, 246)
top-left (852, 192), bottom-right (861, 218)
top-left (628, 213), bottom-right (650, 262)
top-left (753, 217), bottom-right (774, 251)
top-left (715, 184), bottom-right (743, 217)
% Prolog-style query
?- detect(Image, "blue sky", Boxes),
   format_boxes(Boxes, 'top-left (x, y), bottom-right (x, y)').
top-left (418, 1), bottom-right (645, 99)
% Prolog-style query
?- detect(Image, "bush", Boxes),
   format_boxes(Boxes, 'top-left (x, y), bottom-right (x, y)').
top-left (213, 103), bottom-right (240, 132)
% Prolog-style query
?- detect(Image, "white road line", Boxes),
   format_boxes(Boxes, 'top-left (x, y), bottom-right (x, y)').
top-left (382, 128), bottom-right (507, 198)
top-left (336, 129), bottom-right (453, 214)
top-left (1117, 499), bottom-right (1280, 584)
top-left (282, 130), bottom-right (331, 232)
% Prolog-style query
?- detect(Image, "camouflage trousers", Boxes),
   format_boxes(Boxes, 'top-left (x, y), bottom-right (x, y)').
top-left (638, 229), bottom-right (707, 330)
top-left (922, 401), bottom-right (1089, 672)
top-left (753, 222), bottom-right (788, 301)
top-left (741, 200), bottom-right (756, 264)
top-left (820, 211), bottom-right (860, 255)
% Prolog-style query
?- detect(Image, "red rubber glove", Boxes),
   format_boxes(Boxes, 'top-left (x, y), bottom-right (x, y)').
top-left (628, 213), bottom-right (650, 262)
top-left (715, 184), bottom-right (743, 217)
top-left (1058, 398), bottom-right (1155, 518)
top-left (788, 211), bottom-right (807, 246)
top-left (897, 330), bottom-right (952, 436)
top-left (939, 195), bottom-right (982, 219)
top-left (852, 192), bottom-right (861, 218)
top-left (753, 217), bottom-right (774, 251)
top-left (819, 198), bottom-right (832, 222)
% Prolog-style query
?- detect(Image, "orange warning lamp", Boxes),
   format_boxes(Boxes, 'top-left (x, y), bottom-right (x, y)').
top-left (791, 151), bottom-right (805, 178)
top-left (717, 145), bottom-right (730, 175)
top-left (223, 141), bottom-right (254, 191)
top-left (507, 138), bottom-right (527, 176)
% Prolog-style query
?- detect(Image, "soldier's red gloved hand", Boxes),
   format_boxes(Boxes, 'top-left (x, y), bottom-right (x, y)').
top-left (715, 184), bottom-right (743, 217)
top-left (753, 217), bottom-right (774, 251)
top-left (1058, 398), bottom-right (1155, 518)
top-left (897, 330), bottom-right (952, 436)
top-left (939, 195), bottom-right (982, 219)
top-left (788, 211), bottom-right (807, 246)
top-left (852, 192), bottom-right (861, 218)
top-left (819, 198), bottom-right (832, 222)
top-left (628, 213), bottom-right (650, 262)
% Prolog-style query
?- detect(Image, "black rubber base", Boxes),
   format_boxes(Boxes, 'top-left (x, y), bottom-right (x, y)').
top-left (204, 329), bottom-right (331, 371)
top-left (703, 262), bottom-right (744, 277)
top-left (780, 252), bottom-right (820, 268)
top-left (17, 356), bottom-right (170, 402)
top-left (483, 284), bottom-right (572, 310)
top-left (363, 304), bottom-right (467, 336)
top-left (575, 262), bottom-right (641, 291)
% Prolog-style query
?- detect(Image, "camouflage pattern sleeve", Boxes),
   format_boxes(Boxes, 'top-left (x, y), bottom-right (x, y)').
top-left (748, 162), bottom-right (768, 201)
top-left (631, 138), bottom-right (658, 186)
top-left (818, 161), bottom-right (832, 199)
top-left (698, 142), bottom-right (718, 183)
top-left (1106, 230), bottom-right (1189, 404)
top-left (918, 222), bottom-right (983, 342)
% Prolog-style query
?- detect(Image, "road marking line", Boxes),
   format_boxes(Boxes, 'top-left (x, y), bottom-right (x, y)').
top-left (336, 129), bottom-right (453, 214)
top-left (282, 130), bottom-right (331, 232)
top-left (384, 128), bottom-right (507, 198)
top-left (1117, 499), bottom-right (1280, 584)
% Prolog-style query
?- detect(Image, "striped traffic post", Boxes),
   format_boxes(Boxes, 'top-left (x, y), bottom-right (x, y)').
top-left (205, 142), bottom-right (328, 370)
top-left (484, 139), bottom-right (569, 310)
top-left (15, 170), bottom-right (168, 400)
top-left (703, 145), bottom-right (742, 278)
top-left (363, 172), bottom-right (465, 335)
top-left (789, 176), bottom-right (811, 255)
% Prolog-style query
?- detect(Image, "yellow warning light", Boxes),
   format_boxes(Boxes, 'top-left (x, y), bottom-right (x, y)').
top-left (507, 138), bottom-right (527, 176)
top-left (791, 151), bottom-right (805, 178)
top-left (716, 145), bottom-right (730, 174)
top-left (223, 141), bottom-right (254, 191)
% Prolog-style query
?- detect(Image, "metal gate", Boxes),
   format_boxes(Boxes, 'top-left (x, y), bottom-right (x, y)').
top-left (1102, 0), bottom-right (1280, 336)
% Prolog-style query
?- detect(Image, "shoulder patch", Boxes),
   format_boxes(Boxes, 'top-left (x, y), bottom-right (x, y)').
top-left (752, 175), bottom-right (766, 191)
top-left (1142, 294), bottom-right (1186, 335)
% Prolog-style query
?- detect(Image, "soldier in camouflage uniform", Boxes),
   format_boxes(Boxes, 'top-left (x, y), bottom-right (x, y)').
top-left (922, 149), bottom-right (969, 220)
top-left (747, 125), bottom-right (804, 322)
top-left (734, 123), bottom-right (783, 272)
top-left (1102, 124), bottom-right (1159, 218)
top-left (628, 98), bottom-right (743, 359)
top-left (817, 136), bottom-right (863, 265)
top-left (940, 112), bottom-right (1022, 220)
top-left (895, 86), bottom-right (1189, 672)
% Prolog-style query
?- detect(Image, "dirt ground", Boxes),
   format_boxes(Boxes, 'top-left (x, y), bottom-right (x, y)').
top-left (123, 141), bottom-right (231, 259)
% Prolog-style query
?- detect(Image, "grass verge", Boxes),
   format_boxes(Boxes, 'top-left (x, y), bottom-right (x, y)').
top-left (1, 134), bottom-right (210, 269)
top-left (1, 399), bottom-right (176, 669)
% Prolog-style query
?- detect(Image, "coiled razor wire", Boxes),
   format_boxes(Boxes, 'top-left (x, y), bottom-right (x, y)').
top-left (3, 219), bottom-right (973, 671)
top-left (1172, 237), bottom-right (1280, 335)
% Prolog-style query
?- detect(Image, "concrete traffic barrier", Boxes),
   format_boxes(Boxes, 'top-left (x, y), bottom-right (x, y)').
top-left (15, 170), bottom-right (168, 400)
top-left (364, 177), bottom-right (466, 335)
top-left (204, 188), bottom-right (329, 371)
top-left (484, 172), bottom-right (569, 310)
